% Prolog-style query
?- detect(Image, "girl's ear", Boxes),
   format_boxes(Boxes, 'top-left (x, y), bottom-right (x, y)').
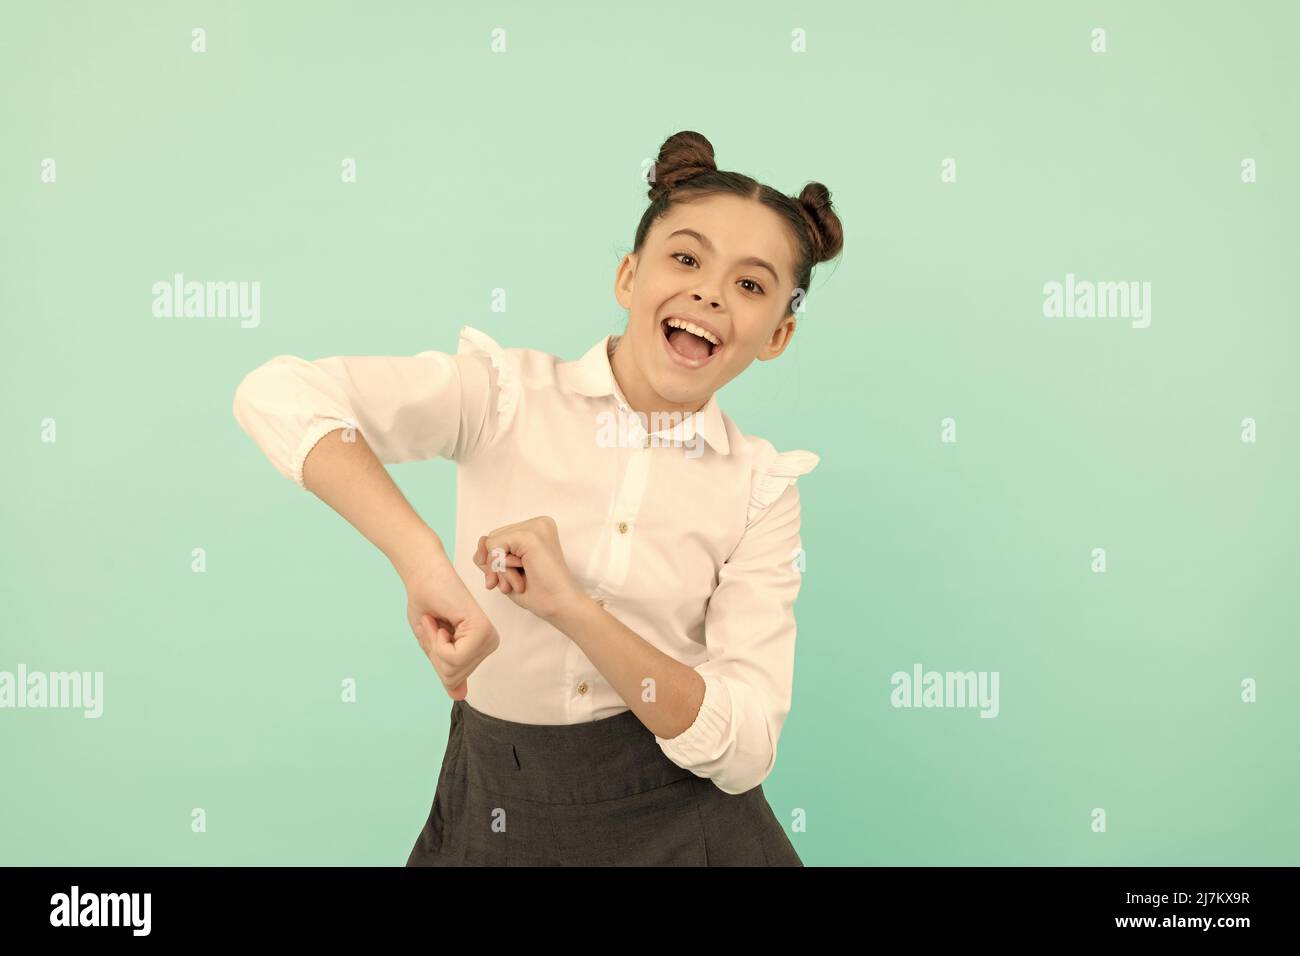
top-left (758, 315), bottom-right (797, 361)
top-left (614, 252), bottom-right (638, 310)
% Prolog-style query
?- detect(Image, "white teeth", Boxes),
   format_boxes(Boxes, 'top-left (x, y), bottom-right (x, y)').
top-left (664, 317), bottom-right (721, 347)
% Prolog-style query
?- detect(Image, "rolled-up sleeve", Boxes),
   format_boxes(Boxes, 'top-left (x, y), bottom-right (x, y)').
top-left (232, 325), bottom-right (519, 488)
top-left (653, 478), bottom-right (808, 796)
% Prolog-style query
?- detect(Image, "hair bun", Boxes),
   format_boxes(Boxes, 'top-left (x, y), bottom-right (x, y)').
top-left (795, 182), bottom-right (842, 264)
top-left (647, 130), bottom-right (718, 202)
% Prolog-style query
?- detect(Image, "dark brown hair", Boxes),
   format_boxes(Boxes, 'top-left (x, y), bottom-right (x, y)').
top-left (633, 130), bottom-right (843, 318)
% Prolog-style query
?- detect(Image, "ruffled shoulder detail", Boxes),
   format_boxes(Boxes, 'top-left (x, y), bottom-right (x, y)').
top-left (747, 447), bottom-right (820, 525)
top-left (457, 325), bottom-right (522, 435)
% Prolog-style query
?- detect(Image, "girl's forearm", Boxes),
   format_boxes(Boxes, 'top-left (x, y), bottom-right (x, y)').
top-left (300, 427), bottom-right (445, 580)
top-left (550, 598), bottom-right (706, 740)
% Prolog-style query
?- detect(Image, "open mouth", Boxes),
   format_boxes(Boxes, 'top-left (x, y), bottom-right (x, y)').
top-left (661, 317), bottom-right (721, 366)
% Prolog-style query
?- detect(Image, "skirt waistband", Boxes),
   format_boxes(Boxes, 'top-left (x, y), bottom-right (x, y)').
top-left (451, 697), bottom-right (695, 805)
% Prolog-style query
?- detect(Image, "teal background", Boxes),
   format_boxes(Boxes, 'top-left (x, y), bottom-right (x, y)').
top-left (2, 1), bottom-right (1296, 865)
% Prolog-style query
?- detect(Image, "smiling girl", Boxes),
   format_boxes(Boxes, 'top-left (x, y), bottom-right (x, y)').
top-left (233, 129), bottom-right (843, 866)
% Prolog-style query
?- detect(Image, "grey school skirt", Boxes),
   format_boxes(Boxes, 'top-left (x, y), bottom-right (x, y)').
top-left (405, 697), bottom-right (803, 866)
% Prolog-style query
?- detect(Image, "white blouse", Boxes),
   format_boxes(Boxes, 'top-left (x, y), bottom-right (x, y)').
top-left (232, 326), bottom-right (819, 795)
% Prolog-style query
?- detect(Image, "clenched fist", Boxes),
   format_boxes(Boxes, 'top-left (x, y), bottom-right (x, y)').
top-left (401, 547), bottom-right (500, 699)
top-left (472, 516), bottom-right (586, 624)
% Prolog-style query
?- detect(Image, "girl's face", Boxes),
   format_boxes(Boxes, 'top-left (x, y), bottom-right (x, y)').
top-left (613, 193), bottom-right (802, 414)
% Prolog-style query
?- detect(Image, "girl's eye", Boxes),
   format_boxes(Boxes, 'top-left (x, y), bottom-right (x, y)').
top-left (672, 252), bottom-right (765, 295)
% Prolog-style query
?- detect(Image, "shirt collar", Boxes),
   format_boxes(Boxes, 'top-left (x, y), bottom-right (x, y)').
top-left (562, 332), bottom-right (731, 456)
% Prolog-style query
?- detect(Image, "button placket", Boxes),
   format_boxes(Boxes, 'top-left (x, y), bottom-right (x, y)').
top-left (564, 640), bottom-right (597, 718)
top-left (566, 399), bottom-right (651, 720)
top-left (607, 447), bottom-right (651, 587)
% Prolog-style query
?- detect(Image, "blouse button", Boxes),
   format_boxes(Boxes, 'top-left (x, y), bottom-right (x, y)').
top-left (577, 680), bottom-right (589, 695)
top-left (617, 521), bottom-right (629, 534)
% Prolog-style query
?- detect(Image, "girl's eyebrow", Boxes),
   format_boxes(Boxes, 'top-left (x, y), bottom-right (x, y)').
top-left (666, 228), bottom-right (780, 284)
